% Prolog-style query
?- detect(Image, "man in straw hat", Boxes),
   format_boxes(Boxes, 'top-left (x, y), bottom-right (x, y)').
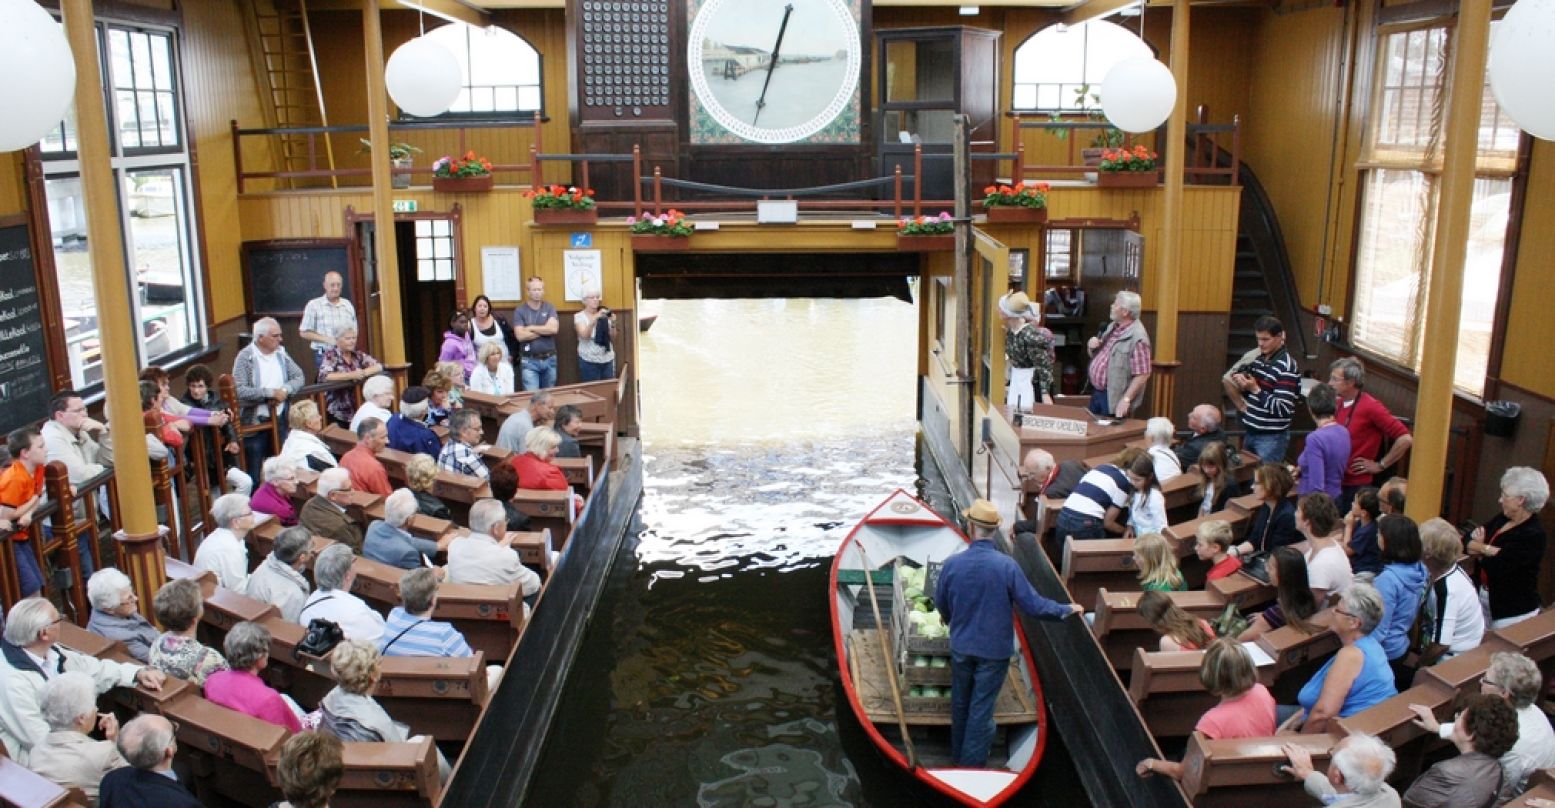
top-left (936, 499), bottom-right (1083, 767)
top-left (999, 291), bottom-right (1056, 413)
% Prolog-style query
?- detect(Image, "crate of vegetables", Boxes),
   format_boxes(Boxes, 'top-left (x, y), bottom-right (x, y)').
top-left (901, 653), bottom-right (954, 685)
top-left (902, 684), bottom-right (954, 713)
top-left (892, 561), bottom-right (951, 657)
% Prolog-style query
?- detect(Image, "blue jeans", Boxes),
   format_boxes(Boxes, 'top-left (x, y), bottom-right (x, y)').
top-left (521, 355), bottom-right (557, 391)
top-left (1088, 389), bottom-right (1111, 416)
top-left (1244, 431), bottom-right (1290, 464)
top-left (13, 539), bottom-right (42, 597)
top-left (1054, 510), bottom-right (1106, 541)
top-left (244, 430), bottom-right (277, 488)
top-left (951, 651), bottom-right (1012, 767)
top-left (578, 359), bottom-right (614, 382)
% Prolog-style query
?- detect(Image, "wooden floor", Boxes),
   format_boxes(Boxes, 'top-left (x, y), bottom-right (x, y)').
top-left (848, 629), bottom-right (1038, 726)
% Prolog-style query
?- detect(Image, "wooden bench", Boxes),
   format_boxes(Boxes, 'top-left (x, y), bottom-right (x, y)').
top-left (1061, 537), bottom-right (1142, 608)
top-left (1090, 588), bottom-right (1226, 669)
top-left (1178, 732), bottom-right (1334, 808)
top-left (0, 757), bottom-right (77, 808)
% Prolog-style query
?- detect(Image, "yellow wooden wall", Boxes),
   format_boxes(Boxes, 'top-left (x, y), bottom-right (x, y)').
top-left (1499, 139), bottom-right (1555, 399)
top-left (0, 153), bottom-right (25, 217)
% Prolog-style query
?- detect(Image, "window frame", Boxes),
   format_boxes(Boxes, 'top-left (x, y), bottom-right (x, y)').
top-left (405, 23), bottom-right (546, 122)
top-left (1010, 20), bottom-right (1152, 115)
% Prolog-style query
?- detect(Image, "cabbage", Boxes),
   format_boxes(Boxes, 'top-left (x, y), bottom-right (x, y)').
top-left (930, 656), bottom-right (949, 669)
top-left (913, 655), bottom-right (930, 667)
top-left (914, 600), bottom-right (932, 613)
top-left (910, 686), bottom-right (925, 698)
top-left (904, 585), bottom-right (924, 601)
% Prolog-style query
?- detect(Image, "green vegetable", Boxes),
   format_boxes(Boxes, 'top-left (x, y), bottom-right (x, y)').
top-left (913, 655), bottom-right (930, 667)
top-left (930, 656), bottom-right (949, 669)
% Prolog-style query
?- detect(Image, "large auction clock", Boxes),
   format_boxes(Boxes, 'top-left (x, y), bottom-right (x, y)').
top-left (686, 0), bottom-right (863, 145)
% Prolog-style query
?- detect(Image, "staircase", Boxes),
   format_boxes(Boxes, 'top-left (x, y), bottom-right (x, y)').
top-left (1229, 166), bottom-right (1309, 362)
top-left (242, 0), bottom-right (336, 188)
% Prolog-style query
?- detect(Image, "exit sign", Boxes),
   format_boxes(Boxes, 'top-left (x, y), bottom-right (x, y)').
top-left (392, 199), bottom-right (418, 213)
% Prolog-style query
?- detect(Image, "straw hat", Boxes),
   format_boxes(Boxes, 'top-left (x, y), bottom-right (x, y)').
top-left (999, 292), bottom-right (1040, 319)
top-left (962, 499), bottom-right (1002, 528)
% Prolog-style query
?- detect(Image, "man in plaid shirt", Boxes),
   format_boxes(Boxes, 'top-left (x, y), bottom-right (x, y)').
top-left (437, 409), bottom-right (490, 482)
top-left (298, 271), bottom-right (357, 368)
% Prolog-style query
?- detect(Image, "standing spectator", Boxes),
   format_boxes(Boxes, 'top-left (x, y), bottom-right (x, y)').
top-left (298, 271), bottom-right (357, 369)
top-left (1, 427), bottom-right (49, 597)
top-left (1230, 463), bottom-right (1300, 559)
top-left (1085, 291), bottom-right (1152, 418)
top-left (421, 369), bottom-right (455, 428)
top-left (41, 392), bottom-right (108, 578)
top-left (438, 409), bottom-right (490, 482)
top-left (1223, 316), bottom-right (1301, 463)
top-left (1144, 417), bottom-right (1183, 483)
top-left (274, 732), bottom-right (344, 808)
top-left (204, 621), bottom-right (303, 732)
top-left (438, 310), bottom-right (477, 381)
top-left (1328, 357), bottom-right (1412, 510)
top-left (1280, 733), bottom-right (1400, 808)
top-left (351, 375), bottom-right (397, 434)
top-left (180, 364), bottom-right (240, 484)
top-left (496, 391), bottom-right (553, 454)
top-left (998, 291), bottom-right (1056, 411)
top-left (86, 568), bottom-right (158, 663)
top-left (386, 386), bottom-right (441, 457)
top-left (1344, 487), bottom-right (1384, 575)
top-left (1238, 546), bottom-right (1321, 641)
top-left (405, 454), bottom-right (452, 521)
top-left (1401, 694), bottom-right (1517, 808)
top-left (97, 714), bottom-right (200, 807)
top-left (1279, 582), bottom-right (1397, 733)
top-left (299, 468), bottom-right (364, 551)
top-left (278, 400), bottom-right (336, 473)
top-left (468, 294), bottom-right (520, 366)
top-left (364, 489), bottom-right (440, 570)
top-left (1125, 453), bottom-right (1168, 538)
top-left (1370, 515), bottom-right (1426, 690)
top-left (1416, 518), bottom-right (1484, 659)
top-left (1410, 652), bottom-right (1555, 802)
top-left (192, 493), bottom-right (254, 591)
top-left (447, 499), bottom-right (541, 601)
top-left (1195, 520), bottom-right (1242, 582)
top-left (1134, 533), bottom-right (1185, 593)
top-left (251, 457), bottom-right (301, 527)
top-left (554, 404), bottom-right (585, 459)
top-left (1298, 384), bottom-right (1351, 500)
top-left (339, 418), bottom-right (393, 497)
top-left (935, 500), bottom-right (1082, 766)
top-left (1194, 442), bottom-right (1243, 516)
top-left (1054, 448), bottom-right (1138, 540)
top-left (469, 341), bottom-right (516, 396)
top-left (1136, 640), bottom-right (1276, 780)
top-left (245, 526), bottom-right (315, 623)
top-left (1299, 493), bottom-right (1353, 602)
top-left (234, 317), bottom-right (305, 483)
top-left (28, 671), bottom-right (129, 804)
top-left (513, 277), bottom-right (561, 390)
top-left (1466, 466), bottom-right (1547, 629)
top-left (316, 326), bottom-right (382, 427)
top-left (574, 287), bottom-right (618, 383)
top-left (300, 544), bottom-right (386, 644)
top-left (1175, 404), bottom-right (1229, 468)
top-left (148, 578), bottom-right (229, 685)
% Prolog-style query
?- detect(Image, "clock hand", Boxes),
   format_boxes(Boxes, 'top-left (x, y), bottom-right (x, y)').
top-left (752, 3), bottom-right (794, 126)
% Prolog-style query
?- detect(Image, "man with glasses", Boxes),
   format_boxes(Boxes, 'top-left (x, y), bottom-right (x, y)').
top-left (438, 409), bottom-right (490, 482)
top-left (300, 468), bottom-right (364, 552)
top-left (233, 316), bottom-right (305, 486)
top-left (245, 525), bottom-right (315, 623)
top-left (192, 493), bottom-right (256, 591)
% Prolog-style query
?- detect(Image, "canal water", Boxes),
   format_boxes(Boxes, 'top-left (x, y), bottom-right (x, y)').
top-left (523, 298), bottom-right (1088, 807)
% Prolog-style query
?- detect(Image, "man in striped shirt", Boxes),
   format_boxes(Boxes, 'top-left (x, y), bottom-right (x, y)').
top-left (1053, 448), bottom-right (1139, 540)
top-left (380, 568), bottom-right (475, 658)
top-left (1223, 316), bottom-right (1301, 463)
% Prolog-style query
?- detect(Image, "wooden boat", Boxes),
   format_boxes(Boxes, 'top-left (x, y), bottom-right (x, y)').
top-left (829, 489), bottom-right (1046, 807)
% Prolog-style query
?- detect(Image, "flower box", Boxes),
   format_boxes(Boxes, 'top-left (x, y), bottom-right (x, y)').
top-left (896, 234), bottom-right (956, 252)
top-left (1096, 171), bottom-right (1160, 189)
top-left (533, 208), bottom-right (598, 226)
top-left (986, 206), bottom-right (1048, 224)
top-left (433, 175), bottom-right (494, 193)
top-left (631, 235), bottom-right (691, 252)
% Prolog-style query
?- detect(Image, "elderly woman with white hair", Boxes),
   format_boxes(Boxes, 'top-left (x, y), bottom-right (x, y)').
top-left (573, 287), bottom-right (616, 382)
top-left (365, 489), bottom-right (442, 570)
top-left (1410, 651), bottom-right (1555, 802)
top-left (26, 671), bottom-right (129, 804)
top-left (278, 399), bottom-right (337, 473)
top-left (998, 291), bottom-right (1056, 412)
top-left (1467, 466), bottom-right (1549, 629)
top-left (192, 492), bottom-right (255, 591)
top-left (320, 639), bottom-right (450, 781)
top-left (513, 426), bottom-right (584, 516)
top-left (1143, 417), bottom-right (1183, 483)
top-left (469, 341), bottom-right (516, 395)
top-left (251, 456), bottom-right (301, 527)
top-left (1278, 582), bottom-right (1397, 734)
top-left (85, 569), bottom-right (159, 662)
top-left (316, 325), bottom-right (383, 427)
top-left (350, 373), bottom-right (397, 434)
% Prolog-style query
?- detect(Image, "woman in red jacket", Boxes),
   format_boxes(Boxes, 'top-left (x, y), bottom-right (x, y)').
top-left (511, 427), bottom-right (583, 516)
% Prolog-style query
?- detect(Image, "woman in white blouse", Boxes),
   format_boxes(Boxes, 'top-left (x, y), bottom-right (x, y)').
top-left (573, 288), bottom-right (616, 382)
top-left (468, 342), bottom-right (515, 396)
top-left (1298, 492), bottom-right (1352, 604)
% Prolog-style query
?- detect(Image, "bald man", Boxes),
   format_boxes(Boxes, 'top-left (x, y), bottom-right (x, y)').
top-left (1174, 404), bottom-right (1229, 468)
top-left (1012, 449), bottom-right (1088, 541)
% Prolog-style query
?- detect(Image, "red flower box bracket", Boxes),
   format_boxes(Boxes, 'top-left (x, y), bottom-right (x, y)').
top-left (631, 235), bottom-right (691, 252)
top-left (986, 207), bottom-right (1049, 224)
top-left (533, 208), bottom-right (599, 225)
top-left (1096, 171), bottom-right (1160, 189)
top-left (896, 234), bottom-right (956, 252)
top-left (433, 175), bottom-right (494, 193)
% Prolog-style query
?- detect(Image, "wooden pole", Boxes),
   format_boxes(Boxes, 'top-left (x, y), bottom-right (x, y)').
top-left (363, 0), bottom-right (406, 366)
top-left (855, 544), bottom-right (918, 768)
top-left (1408, 0), bottom-right (1492, 522)
top-left (954, 115), bottom-right (974, 469)
top-left (1150, 0), bottom-right (1190, 419)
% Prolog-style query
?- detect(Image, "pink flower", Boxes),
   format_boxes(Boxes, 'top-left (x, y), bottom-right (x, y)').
top-left (627, 216), bottom-right (637, 225)
top-left (938, 212), bottom-right (951, 221)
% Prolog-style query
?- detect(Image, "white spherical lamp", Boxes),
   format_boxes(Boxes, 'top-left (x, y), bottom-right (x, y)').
top-left (384, 36), bottom-right (462, 118)
top-left (1490, 0), bottom-right (1555, 141)
top-left (1100, 57), bottom-right (1178, 134)
top-left (0, 0), bottom-right (76, 153)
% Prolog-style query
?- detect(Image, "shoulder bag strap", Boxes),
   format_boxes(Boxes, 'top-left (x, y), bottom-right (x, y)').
top-left (381, 620), bottom-right (427, 653)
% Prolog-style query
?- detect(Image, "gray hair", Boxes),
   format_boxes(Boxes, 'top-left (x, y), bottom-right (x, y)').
top-left (223, 621), bottom-right (272, 671)
top-left (1501, 466), bottom-right (1550, 512)
top-left (262, 456), bottom-right (297, 485)
top-left (210, 493), bottom-right (251, 529)
top-left (87, 567), bottom-right (133, 612)
top-left (399, 567), bottom-right (439, 615)
top-left (5, 598), bottom-right (58, 645)
top-left (1191, 404), bottom-right (1221, 432)
top-left (1488, 651), bottom-right (1543, 708)
top-left (1144, 417), bottom-right (1174, 447)
top-left (1114, 291), bottom-right (1142, 319)
top-left (253, 317), bottom-right (282, 338)
top-left (117, 714), bottom-right (176, 770)
top-left (528, 391), bottom-right (553, 411)
top-left (355, 417), bottom-right (383, 440)
top-left (313, 544), bottom-right (356, 591)
top-left (476, 341), bottom-right (504, 363)
top-left (1331, 732), bottom-right (1395, 795)
top-left (316, 468), bottom-right (352, 498)
top-left (1339, 582), bottom-right (1386, 635)
top-left (1329, 357), bottom-right (1366, 389)
top-left (525, 426), bottom-right (562, 455)
top-left (468, 498), bottom-right (508, 537)
top-left (272, 526), bottom-right (314, 565)
top-left (383, 489), bottom-right (417, 528)
top-left (40, 671), bottom-right (97, 731)
top-left (400, 397), bottom-right (429, 421)
top-left (448, 409), bottom-right (482, 441)
top-left (363, 374), bottom-right (395, 402)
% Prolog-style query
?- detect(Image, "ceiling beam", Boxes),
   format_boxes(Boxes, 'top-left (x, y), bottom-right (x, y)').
top-left (1059, 0), bottom-right (1156, 26)
top-left (308, 0), bottom-right (491, 27)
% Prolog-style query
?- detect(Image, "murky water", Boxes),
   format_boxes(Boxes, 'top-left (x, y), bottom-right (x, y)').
top-left (523, 298), bottom-right (1085, 807)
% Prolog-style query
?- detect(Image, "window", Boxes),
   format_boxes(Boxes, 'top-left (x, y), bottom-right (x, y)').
top-left (1011, 21), bottom-right (1150, 112)
top-left (423, 23), bottom-right (542, 116)
top-left (415, 219), bottom-right (455, 281)
top-left (1349, 22), bottom-right (1519, 396)
top-left (39, 21), bottom-right (205, 389)
top-left (1045, 228), bottom-right (1074, 280)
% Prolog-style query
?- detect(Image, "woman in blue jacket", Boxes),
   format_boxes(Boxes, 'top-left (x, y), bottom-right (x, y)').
top-left (1370, 514), bottom-right (1427, 691)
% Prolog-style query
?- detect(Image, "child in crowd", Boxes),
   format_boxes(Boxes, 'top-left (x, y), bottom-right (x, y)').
top-left (1343, 486), bottom-right (1383, 575)
top-left (180, 364), bottom-right (241, 486)
top-left (1134, 532), bottom-right (1185, 592)
top-left (0, 428), bottom-right (48, 597)
top-left (1125, 453), bottom-right (1168, 537)
top-left (1137, 590), bottom-right (1215, 651)
top-left (1196, 519), bottom-right (1242, 583)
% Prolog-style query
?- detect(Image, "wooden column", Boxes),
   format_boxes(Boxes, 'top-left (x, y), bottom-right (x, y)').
top-left (62, 0), bottom-right (164, 590)
top-left (1152, 0), bottom-right (1190, 419)
top-left (363, 0), bottom-right (407, 366)
top-left (1407, 0), bottom-right (1491, 522)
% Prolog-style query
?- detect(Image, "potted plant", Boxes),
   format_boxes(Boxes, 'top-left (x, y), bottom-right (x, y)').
top-left (359, 138), bottom-right (420, 189)
top-left (629, 209), bottom-right (694, 251)
top-left (896, 211), bottom-right (956, 252)
top-left (1096, 145), bottom-right (1161, 188)
top-left (527, 184), bottom-right (598, 225)
top-left (1043, 86), bottom-right (1126, 164)
top-left (432, 151), bottom-right (495, 192)
top-left (982, 182), bottom-right (1049, 224)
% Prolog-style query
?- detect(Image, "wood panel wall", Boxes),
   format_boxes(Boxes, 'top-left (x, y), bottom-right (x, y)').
top-left (0, 153), bottom-right (25, 217)
top-left (1499, 139), bottom-right (1555, 399)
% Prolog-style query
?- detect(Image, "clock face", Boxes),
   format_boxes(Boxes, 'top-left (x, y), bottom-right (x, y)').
top-left (686, 0), bottom-right (862, 144)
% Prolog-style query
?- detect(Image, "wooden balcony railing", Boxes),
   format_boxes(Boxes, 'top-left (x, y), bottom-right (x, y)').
top-left (1008, 105), bottom-right (1241, 187)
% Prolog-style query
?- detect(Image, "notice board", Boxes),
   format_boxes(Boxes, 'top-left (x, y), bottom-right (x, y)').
top-left (242, 239), bottom-right (354, 316)
top-left (0, 221), bottom-right (52, 434)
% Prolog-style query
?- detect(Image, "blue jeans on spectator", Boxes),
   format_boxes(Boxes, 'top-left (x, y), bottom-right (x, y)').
top-left (521, 355), bottom-right (558, 391)
top-left (578, 359), bottom-right (614, 382)
top-left (1243, 430), bottom-right (1290, 464)
top-left (1054, 510), bottom-right (1106, 541)
top-left (1275, 703), bottom-right (1303, 727)
top-left (244, 429), bottom-right (277, 488)
top-left (1088, 389), bottom-right (1110, 416)
top-left (951, 651), bottom-right (1012, 767)
top-left (14, 539), bottom-right (42, 597)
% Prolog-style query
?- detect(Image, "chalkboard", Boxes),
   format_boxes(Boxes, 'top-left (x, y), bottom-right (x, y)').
top-left (0, 221), bottom-right (53, 435)
top-left (242, 239), bottom-right (354, 316)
